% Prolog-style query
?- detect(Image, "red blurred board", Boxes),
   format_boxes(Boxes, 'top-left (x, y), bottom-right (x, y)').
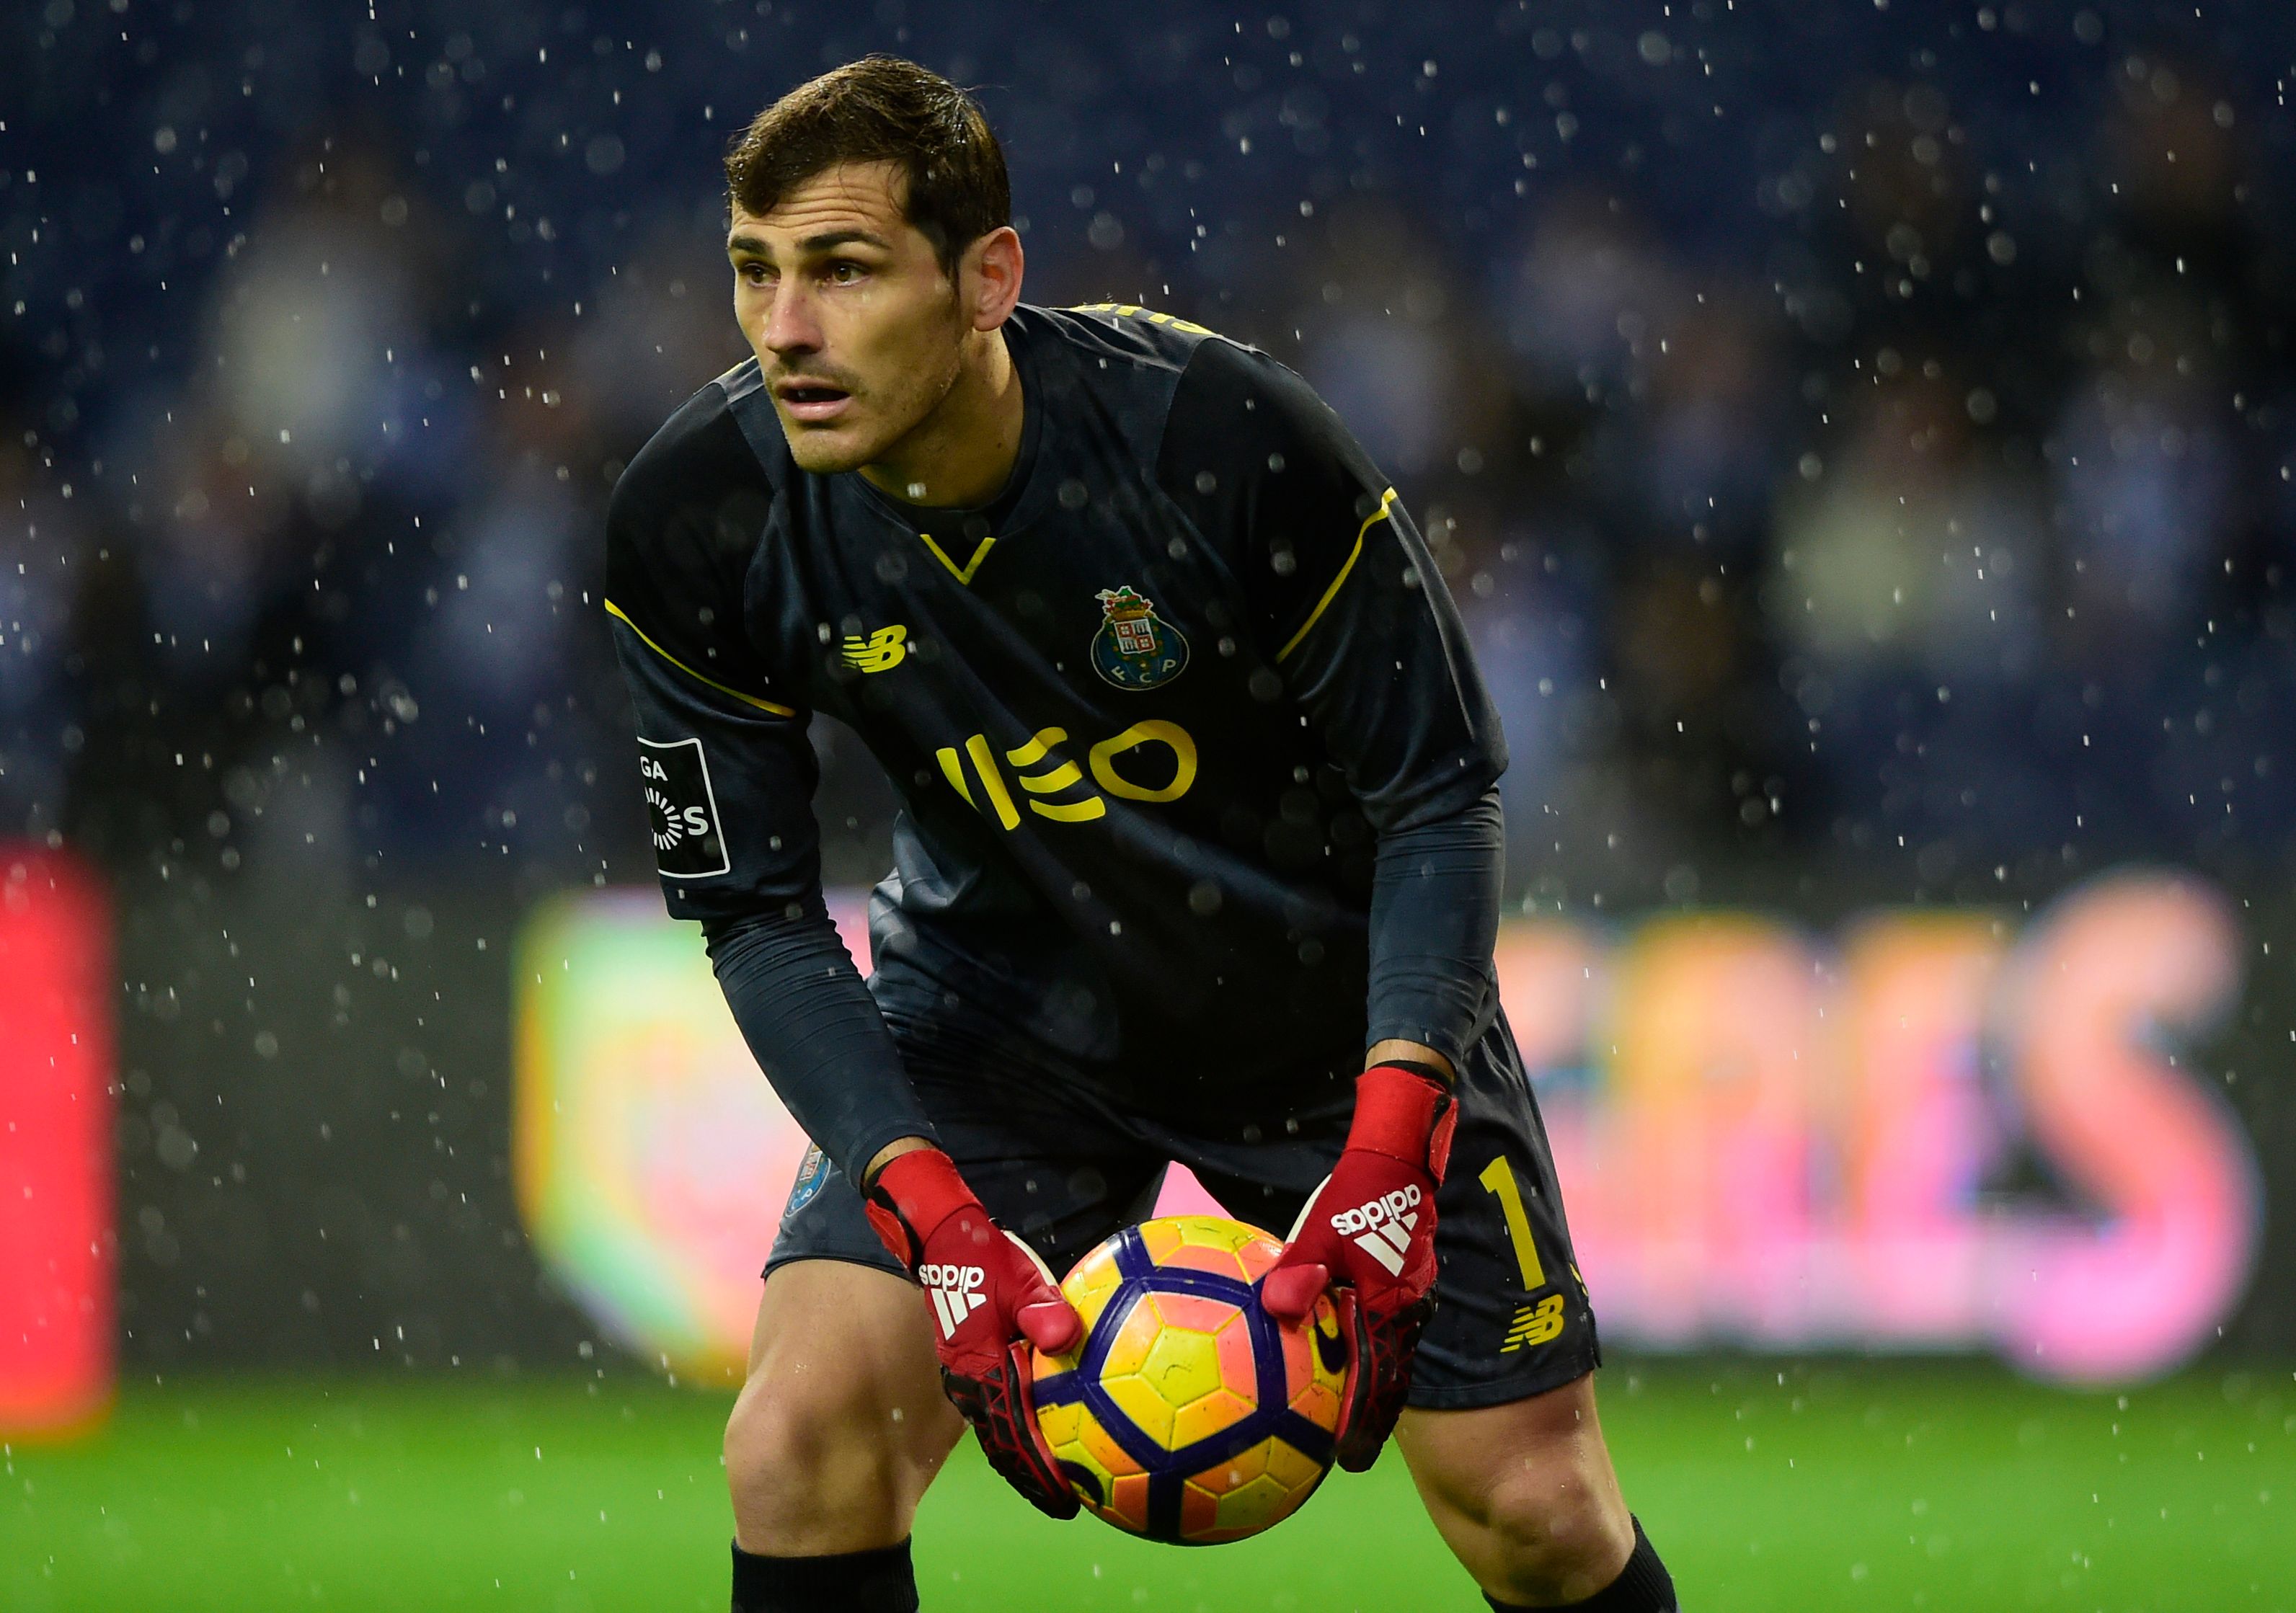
top-left (0, 850), bottom-right (112, 1436)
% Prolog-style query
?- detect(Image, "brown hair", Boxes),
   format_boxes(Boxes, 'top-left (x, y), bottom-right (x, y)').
top-left (724, 55), bottom-right (1010, 275)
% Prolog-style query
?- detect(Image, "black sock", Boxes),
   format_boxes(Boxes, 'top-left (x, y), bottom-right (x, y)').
top-left (1484, 1515), bottom-right (1677, 1612)
top-left (731, 1538), bottom-right (918, 1613)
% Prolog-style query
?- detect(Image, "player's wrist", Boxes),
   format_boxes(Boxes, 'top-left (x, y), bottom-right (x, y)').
top-left (1345, 1062), bottom-right (1457, 1182)
top-left (861, 1132), bottom-right (939, 1190)
top-left (861, 1145), bottom-right (981, 1268)
top-left (1369, 1056), bottom-right (1451, 1089)
top-left (1364, 1039), bottom-right (1454, 1085)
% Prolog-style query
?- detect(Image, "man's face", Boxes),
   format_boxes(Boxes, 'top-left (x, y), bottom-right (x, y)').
top-left (728, 162), bottom-right (968, 476)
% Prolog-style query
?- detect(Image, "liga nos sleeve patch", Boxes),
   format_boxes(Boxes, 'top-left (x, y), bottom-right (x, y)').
top-left (638, 736), bottom-right (731, 878)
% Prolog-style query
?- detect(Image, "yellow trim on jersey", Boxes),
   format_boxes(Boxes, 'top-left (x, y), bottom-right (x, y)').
top-left (917, 530), bottom-right (998, 585)
top-left (1275, 486), bottom-right (1399, 664)
top-left (1068, 302), bottom-right (1217, 338)
top-left (603, 597), bottom-right (797, 717)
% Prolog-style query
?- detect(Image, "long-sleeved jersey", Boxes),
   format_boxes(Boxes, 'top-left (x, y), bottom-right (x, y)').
top-left (606, 303), bottom-right (1507, 1181)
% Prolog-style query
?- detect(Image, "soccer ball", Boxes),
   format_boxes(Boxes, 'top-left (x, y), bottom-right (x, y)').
top-left (1029, 1214), bottom-right (1347, 1545)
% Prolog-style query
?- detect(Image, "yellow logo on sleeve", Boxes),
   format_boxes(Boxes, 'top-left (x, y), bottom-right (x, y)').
top-left (841, 624), bottom-right (908, 673)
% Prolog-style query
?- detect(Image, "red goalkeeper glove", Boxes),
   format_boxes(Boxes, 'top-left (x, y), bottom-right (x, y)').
top-left (1260, 1062), bottom-right (1457, 1470)
top-left (862, 1147), bottom-right (1084, 1518)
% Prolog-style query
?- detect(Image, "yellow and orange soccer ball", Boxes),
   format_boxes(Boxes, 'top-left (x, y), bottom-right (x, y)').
top-left (1029, 1215), bottom-right (1347, 1545)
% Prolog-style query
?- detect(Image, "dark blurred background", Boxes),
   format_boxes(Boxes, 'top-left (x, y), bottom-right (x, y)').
top-left (6, 0), bottom-right (2296, 1377)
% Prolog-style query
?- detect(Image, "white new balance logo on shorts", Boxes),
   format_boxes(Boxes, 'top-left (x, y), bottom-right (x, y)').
top-left (1329, 1186), bottom-right (1422, 1277)
top-left (918, 1263), bottom-right (987, 1338)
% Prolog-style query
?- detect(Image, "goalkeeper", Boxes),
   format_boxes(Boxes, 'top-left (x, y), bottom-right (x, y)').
top-left (606, 55), bottom-right (1678, 1613)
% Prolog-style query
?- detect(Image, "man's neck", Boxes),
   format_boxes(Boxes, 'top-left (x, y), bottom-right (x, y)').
top-left (859, 326), bottom-right (1024, 510)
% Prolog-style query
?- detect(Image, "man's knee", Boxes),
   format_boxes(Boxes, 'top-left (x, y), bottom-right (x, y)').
top-left (1399, 1379), bottom-right (1636, 1605)
top-left (1475, 1465), bottom-right (1634, 1602)
top-left (726, 1375), bottom-right (854, 1491)
top-left (725, 1374), bottom-right (896, 1532)
top-left (727, 1351), bottom-right (966, 1555)
top-left (726, 1261), bottom-right (960, 1554)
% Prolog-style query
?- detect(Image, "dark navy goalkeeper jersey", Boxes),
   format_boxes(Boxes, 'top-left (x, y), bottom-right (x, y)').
top-left (606, 303), bottom-right (1505, 1160)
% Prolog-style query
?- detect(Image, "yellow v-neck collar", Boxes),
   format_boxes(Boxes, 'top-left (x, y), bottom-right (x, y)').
top-left (914, 530), bottom-right (998, 585)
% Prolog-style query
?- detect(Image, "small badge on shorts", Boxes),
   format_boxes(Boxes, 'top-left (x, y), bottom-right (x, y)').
top-left (781, 1145), bottom-right (831, 1225)
top-left (639, 735), bottom-right (730, 879)
top-left (1091, 585), bottom-right (1189, 690)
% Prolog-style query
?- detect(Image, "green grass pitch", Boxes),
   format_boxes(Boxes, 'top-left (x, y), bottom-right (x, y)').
top-left (5, 1361), bottom-right (2290, 1611)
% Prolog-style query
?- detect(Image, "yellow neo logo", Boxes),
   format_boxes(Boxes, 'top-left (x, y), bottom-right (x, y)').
top-left (938, 719), bottom-right (1197, 830)
top-left (841, 624), bottom-right (908, 673)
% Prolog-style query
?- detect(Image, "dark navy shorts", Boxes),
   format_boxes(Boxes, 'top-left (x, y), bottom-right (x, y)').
top-left (766, 1002), bottom-right (1600, 1410)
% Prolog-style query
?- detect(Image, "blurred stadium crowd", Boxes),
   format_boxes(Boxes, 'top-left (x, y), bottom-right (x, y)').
top-left (6, 1), bottom-right (2296, 907)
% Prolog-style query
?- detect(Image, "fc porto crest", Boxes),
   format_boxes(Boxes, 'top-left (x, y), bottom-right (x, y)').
top-left (781, 1145), bottom-right (832, 1226)
top-left (1091, 585), bottom-right (1189, 690)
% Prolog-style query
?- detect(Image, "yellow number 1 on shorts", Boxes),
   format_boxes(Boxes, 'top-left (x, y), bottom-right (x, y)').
top-left (1478, 1155), bottom-right (1548, 1290)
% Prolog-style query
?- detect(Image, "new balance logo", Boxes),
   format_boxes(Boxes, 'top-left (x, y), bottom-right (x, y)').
top-left (1330, 1186), bottom-right (1422, 1277)
top-left (841, 623), bottom-right (908, 673)
top-left (918, 1263), bottom-right (987, 1338)
top-left (1502, 1294), bottom-right (1566, 1353)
